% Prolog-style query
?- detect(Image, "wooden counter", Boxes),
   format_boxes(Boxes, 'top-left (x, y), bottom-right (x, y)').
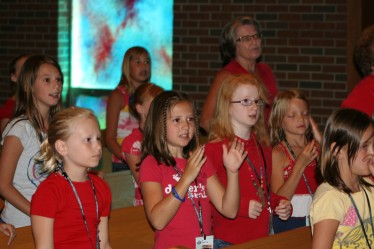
top-left (0, 206), bottom-right (311, 249)
top-left (0, 205), bottom-right (154, 249)
top-left (227, 226), bottom-right (312, 249)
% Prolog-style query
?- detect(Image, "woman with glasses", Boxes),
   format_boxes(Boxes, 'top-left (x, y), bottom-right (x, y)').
top-left (205, 74), bottom-right (291, 248)
top-left (200, 16), bottom-right (278, 134)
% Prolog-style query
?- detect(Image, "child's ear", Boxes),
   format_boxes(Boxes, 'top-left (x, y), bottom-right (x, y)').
top-left (330, 142), bottom-right (339, 157)
top-left (136, 103), bottom-right (145, 115)
top-left (55, 140), bottom-right (67, 156)
top-left (331, 142), bottom-right (347, 160)
top-left (10, 73), bottom-right (17, 83)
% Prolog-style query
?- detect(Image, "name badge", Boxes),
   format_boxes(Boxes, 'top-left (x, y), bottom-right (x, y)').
top-left (196, 235), bottom-right (214, 249)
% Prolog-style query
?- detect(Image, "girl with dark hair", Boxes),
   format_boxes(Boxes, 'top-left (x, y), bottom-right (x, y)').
top-left (139, 91), bottom-right (246, 249)
top-left (310, 108), bottom-right (374, 248)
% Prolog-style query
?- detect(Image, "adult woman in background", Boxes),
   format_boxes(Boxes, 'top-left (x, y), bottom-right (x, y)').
top-left (200, 16), bottom-right (277, 133)
top-left (341, 24), bottom-right (374, 117)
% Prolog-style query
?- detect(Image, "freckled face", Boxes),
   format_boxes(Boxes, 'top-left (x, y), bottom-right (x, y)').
top-left (229, 84), bottom-right (261, 131)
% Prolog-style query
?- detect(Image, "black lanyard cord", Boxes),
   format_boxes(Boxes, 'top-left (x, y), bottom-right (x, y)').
top-left (349, 188), bottom-right (373, 249)
top-left (283, 139), bottom-right (314, 196)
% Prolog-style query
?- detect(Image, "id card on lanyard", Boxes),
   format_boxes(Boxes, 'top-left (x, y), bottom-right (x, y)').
top-left (173, 166), bottom-right (214, 248)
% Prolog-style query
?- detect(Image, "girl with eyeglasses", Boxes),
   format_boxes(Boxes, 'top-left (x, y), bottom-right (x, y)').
top-left (204, 74), bottom-right (291, 248)
top-left (200, 16), bottom-right (278, 134)
top-left (269, 89), bottom-right (322, 233)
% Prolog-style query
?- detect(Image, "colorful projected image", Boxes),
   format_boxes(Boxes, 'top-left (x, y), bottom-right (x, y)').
top-left (71, 0), bottom-right (173, 90)
top-left (70, 0), bottom-right (173, 129)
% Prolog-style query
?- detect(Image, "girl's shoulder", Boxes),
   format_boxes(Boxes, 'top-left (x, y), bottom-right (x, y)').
top-left (2, 116), bottom-right (34, 139)
top-left (313, 182), bottom-right (346, 201)
top-left (116, 85), bottom-right (129, 96)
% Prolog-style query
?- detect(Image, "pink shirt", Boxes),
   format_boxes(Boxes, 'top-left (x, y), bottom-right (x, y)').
top-left (139, 156), bottom-right (215, 249)
top-left (122, 128), bottom-right (143, 205)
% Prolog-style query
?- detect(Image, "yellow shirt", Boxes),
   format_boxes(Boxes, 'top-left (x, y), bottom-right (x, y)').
top-left (310, 182), bottom-right (374, 248)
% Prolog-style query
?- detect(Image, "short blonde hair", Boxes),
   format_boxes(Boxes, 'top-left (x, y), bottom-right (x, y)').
top-left (36, 107), bottom-right (99, 173)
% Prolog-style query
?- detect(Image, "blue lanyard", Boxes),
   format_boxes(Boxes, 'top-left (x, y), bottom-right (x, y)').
top-left (59, 166), bottom-right (99, 249)
top-left (173, 166), bottom-right (205, 238)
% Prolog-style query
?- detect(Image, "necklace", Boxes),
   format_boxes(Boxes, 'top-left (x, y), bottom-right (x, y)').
top-left (283, 138), bottom-right (314, 196)
top-left (59, 166), bottom-right (99, 249)
top-left (244, 139), bottom-right (270, 207)
top-left (245, 138), bottom-right (273, 234)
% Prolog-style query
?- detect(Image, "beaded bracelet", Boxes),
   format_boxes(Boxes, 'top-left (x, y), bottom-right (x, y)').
top-left (171, 186), bottom-right (185, 202)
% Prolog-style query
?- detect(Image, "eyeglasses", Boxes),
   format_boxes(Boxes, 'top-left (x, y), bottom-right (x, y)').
top-left (230, 99), bottom-right (265, 107)
top-left (236, 33), bottom-right (263, 42)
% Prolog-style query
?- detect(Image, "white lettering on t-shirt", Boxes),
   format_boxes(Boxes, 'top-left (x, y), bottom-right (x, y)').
top-left (164, 183), bottom-right (208, 199)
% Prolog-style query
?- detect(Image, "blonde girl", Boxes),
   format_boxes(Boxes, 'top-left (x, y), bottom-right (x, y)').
top-left (0, 55), bottom-right (62, 227)
top-left (121, 83), bottom-right (163, 206)
top-left (205, 74), bottom-right (291, 248)
top-left (269, 89), bottom-right (321, 233)
top-left (31, 107), bottom-right (112, 249)
top-left (310, 108), bottom-right (374, 249)
top-left (106, 46), bottom-right (151, 172)
top-left (139, 91), bottom-right (247, 249)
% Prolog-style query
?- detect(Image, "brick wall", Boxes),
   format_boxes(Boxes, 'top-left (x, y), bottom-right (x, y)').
top-left (0, 0), bottom-right (59, 99)
top-left (0, 0), bottom-right (349, 127)
top-left (173, 0), bottom-right (348, 126)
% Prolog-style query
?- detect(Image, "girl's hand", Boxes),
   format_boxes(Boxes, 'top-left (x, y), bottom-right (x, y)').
top-left (222, 138), bottom-right (247, 173)
top-left (296, 140), bottom-right (318, 168)
top-left (182, 146), bottom-right (207, 185)
top-left (248, 200), bottom-right (263, 219)
top-left (309, 116), bottom-right (322, 144)
top-left (0, 223), bottom-right (16, 245)
top-left (275, 199), bottom-right (292, 220)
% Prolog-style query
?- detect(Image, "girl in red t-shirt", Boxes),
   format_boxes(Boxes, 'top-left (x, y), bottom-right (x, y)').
top-left (31, 107), bottom-right (112, 249)
top-left (121, 83), bottom-right (163, 206)
top-left (139, 91), bottom-right (247, 249)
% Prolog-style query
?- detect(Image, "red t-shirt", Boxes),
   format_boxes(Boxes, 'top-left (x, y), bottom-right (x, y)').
top-left (139, 156), bottom-right (215, 249)
top-left (31, 173), bottom-right (112, 249)
top-left (274, 142), bottom-right (318, 195)
top-left (341, 75), bottom-right (374, 117)
top-left (205, 134), bottom-right (286, 244)
top-left (122, 127), bottom-right (143, 205)
top-left (223, 60), bottom-right (278, 122)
